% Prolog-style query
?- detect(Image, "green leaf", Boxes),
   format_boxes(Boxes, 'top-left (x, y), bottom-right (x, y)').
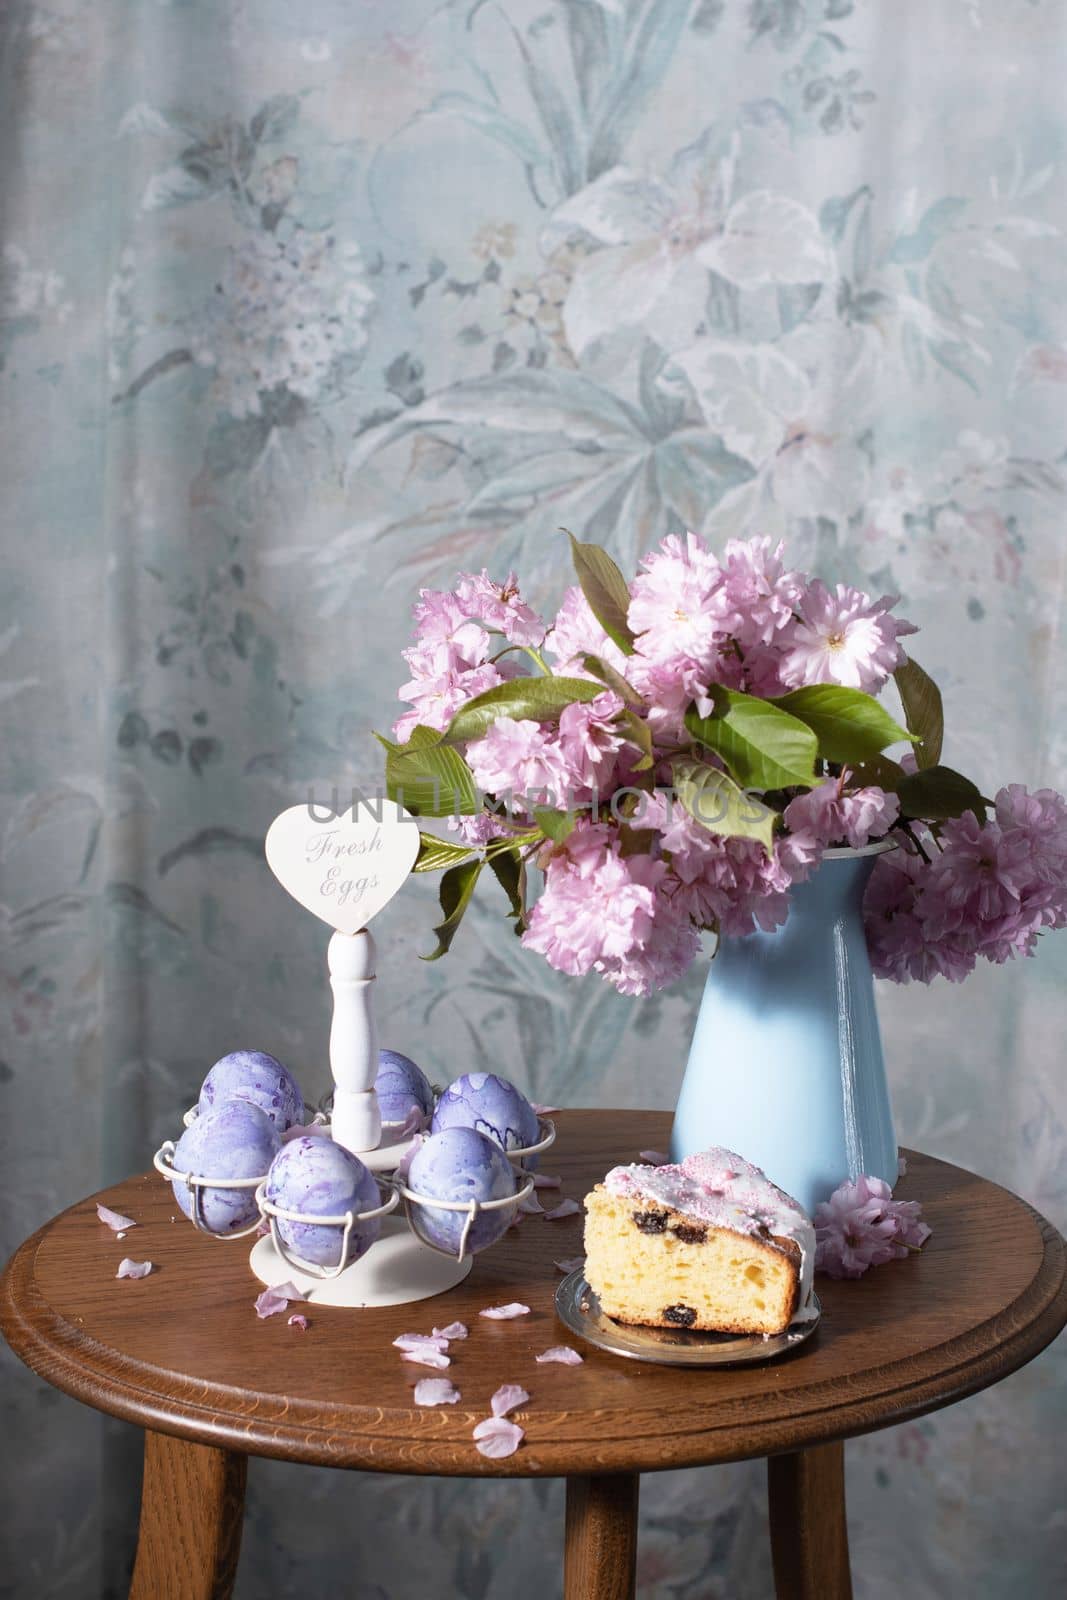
top-left (685, 690), bottom-right (818, 790)
top-left (845, 754), bottom-right (907, 791)
top-left (444, 675), bottom-right (604, 742)
top-left (615, 708), bottom-right (654, 771)
top-left (894, 657), bottom-right (943, 769)
top-left (567, 533), bottom-right (636, 656)
top-left (896, 765), bottom-right (985, 821)
top-left (672, 760), bottom-right (778, 857)
top-left (772, 685), bottom-right (915, 763)
top-left (579, 652), bottom-right (645, 708)
top-left (413, 831), bottom-right (476, 873)
top-left (488, 847), bottom-right (527, 934)
top-left (378, 728), bottom-right (480, 817)
top-left (534, 808), bottom-right (576, 843)
top-left (422, 859), bottom-right (483, 961)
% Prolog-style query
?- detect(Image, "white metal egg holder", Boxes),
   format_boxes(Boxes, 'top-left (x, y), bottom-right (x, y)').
top-left (153, 1141), bottom-right (268, 1241)
top-left (504, 1117), bottom-right (557, 1172)
top-left (248, 796), bottom-right (483, 1306)
top-left (397, 1174), bottom-right (535, 1263)
top-left (255, 1178), bottom-right (400, 1279)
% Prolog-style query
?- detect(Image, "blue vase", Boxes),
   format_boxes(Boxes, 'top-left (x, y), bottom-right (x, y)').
top-left (669, 843), bottom-right (898, 1217)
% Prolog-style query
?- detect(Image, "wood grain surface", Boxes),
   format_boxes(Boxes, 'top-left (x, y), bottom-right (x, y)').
top-left (768, 1442), bottom-right (852, 1600)
top-left (2, 1112), bottom-right (1066, 1478)
top-left (564, 1473), bottom-right (638, 1599)
top-left (129, 1431), bottom-right (246, 1600)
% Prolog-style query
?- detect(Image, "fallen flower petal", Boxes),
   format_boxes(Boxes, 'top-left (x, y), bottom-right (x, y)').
top-left (536, 1346), bottom-right (583, 1365)
top-left (473, 1417), bottom-right (525, 1459)
top-left (532, 1174), bottom-right (562, 1190)
top-left (97, 1203), bottom-right (136, 1232)
top-left (414, 1378), bottom-right (460, 1406)
top-left (490, 1384), bottom-right (530, 1418)
top-left (432, 1321), bottom-right (468, 1340)
top-left (639, 1150), bottom-right (670, 1166)
top-left (530, 1103), bottom-right (559, 1117)
top-left (116, 1232), bottom-right (127, 1241)
top-left (898, 1154), bottom-right (908, 1177)
top-left (545, 1198), bottom-right (581, 1220)
top-left (393, 1333), bottom-right (450, 1353)
top-left (288, 1314), bottom-right (309, 1331)
top-left (479, 1303), bottom-right (531, 1320)
top-left (115, 1258), bottom-right (153, 1280)
top-left (255, 1281), bottom-right (305, 1319)
top-left (401, 1348), bottom-right (451, 1370)
top-left (518, 1189), bottom-right (544, 1215)
top-left (554, 1257), bottom-right (585, 1275)
top-left (815, 1175), bottom-right (931, 1280)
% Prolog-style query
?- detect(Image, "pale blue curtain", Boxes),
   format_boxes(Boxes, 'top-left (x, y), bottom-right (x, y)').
top-left (2, 2), bottom-right (1066, 1596)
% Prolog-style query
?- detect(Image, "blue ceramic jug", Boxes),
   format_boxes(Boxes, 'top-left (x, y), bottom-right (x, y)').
top-left (669, 842), bottom-right (898, 1216)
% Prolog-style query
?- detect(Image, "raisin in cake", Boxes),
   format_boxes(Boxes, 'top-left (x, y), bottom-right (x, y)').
top-left (583, 1147), bottom-right (815, 1336)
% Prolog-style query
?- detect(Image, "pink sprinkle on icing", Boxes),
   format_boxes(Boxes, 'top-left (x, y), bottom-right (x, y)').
top-left (433, 1321), bottom-right (468, 1340)
top-left (532, 1174), bottom-right (562, 1190)
top-left (554, 1256), bottom-right (585, 1274)
top-left (546, 1198), bottom-right (580, 1220)
top-left (402, 1348), bottom-right (451, 1369)
top-left (115, 1258), bottom-right (153, 1280)
top-left (536, 1346), bottom-right (583, 1365)
top-left (255, 1282), bottom-right (305, 1319)
top-left (288, 1313), bottom-right (309, 1331)
top-left (490, 1384), bottom-right (530, 1417)
top-left (97, 1203), bottom-right (136, 1232)
top-left (473, 1417), bottom-right (524, 1458)
top-left (414, 1378), bottom-right (460, 1406)
top-left (479, 1303), bottom-right (530, 1320)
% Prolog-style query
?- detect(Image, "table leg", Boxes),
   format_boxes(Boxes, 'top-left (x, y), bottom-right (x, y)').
top-left (564, 1471), bottom-right (639, 1600)
top-left (767, 1441), bottom-right (852, 1600)
top-left (129, 1430), bottom-right (247, 1600)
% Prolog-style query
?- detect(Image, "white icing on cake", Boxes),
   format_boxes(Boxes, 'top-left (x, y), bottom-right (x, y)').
top-left (604, 1147), bottom-right (817, 1323)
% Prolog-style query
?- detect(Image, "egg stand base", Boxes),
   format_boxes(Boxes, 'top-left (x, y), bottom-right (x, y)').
top-left (248, 1215), bottom-right (473, 1307)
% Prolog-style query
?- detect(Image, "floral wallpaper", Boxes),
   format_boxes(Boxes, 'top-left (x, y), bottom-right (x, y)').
top-left (1, 1), bottom-right (1066, 1596)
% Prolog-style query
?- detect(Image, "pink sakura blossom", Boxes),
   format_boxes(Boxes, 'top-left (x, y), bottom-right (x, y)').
top-left (783, 778), bottom-right (900, 850)
top-left (454, 569), bottom-right (545, 647)
top-left (465, 718), bottom-right (566, 803)
top-left (779, 581), bottom-right (916, 694)
top-left (718, 536), bottom-right (804, 655)
top-left (490, 1384), bottom-right (530, 1417)
top-left (97, 1203), bottom-right (136, 1231)
top-left (814, 1174), bottom-right (931, 1279)
top-left (627, 531), bottom-right (731, 696)
top-left (522, 822), bottom-right (699, 996)
top-left (479, 1303), bottom-right (530, 1320)
top-left (472, 1417), bottom-right (524, 1458)
top-left (556, 691), bottom-right (626, 791)
top-left (445, 811), bottom-right (511, 847)
top-left (535, 1346), bottom-right (584, 1365)
top-left (395, 661), bottom-right (503, 742)
top-left (864, 841), bottom-right (976, 984)
top-left (414, 1378), bottom-right (460, 1406)
top-left (545, 584), bottom-right (629, 676)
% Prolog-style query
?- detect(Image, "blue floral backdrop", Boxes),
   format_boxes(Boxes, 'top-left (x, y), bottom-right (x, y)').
top-left (2, 2), bottom-right (1066, 1596)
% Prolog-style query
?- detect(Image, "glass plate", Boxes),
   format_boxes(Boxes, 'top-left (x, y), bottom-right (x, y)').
top-left (554, 1272), bottom-right (821, 1367)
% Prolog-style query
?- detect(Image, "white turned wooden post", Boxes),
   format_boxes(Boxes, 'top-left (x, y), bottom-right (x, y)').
top-left (327, 928), bottom-right (382, 1155)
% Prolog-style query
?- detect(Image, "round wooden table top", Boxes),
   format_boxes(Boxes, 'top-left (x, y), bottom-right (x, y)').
top-left (3, 1111), bottom-right (1066, 1479)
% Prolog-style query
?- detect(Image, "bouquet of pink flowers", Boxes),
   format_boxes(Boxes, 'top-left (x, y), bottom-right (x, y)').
top-left (380, 533), bottom-right (1067, 996)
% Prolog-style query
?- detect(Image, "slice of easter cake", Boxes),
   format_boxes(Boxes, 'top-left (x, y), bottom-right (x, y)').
top-left (582, 1147), bottom-right (815, 1336)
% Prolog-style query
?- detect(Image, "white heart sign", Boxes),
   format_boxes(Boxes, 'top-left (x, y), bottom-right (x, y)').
top-left (265, 799), bottom-right (420, 934)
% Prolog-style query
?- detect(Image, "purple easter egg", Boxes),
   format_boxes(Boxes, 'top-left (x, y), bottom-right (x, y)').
top-left (375, 1049), bottom-right (434, 1126)
top-left (198, 1050), bottom-right (304, 1132)
top-left (171, 1101), bottom-right (280, 1235)
top-left (431, 1072), bottom-right (539, 1155)
top-left (264, 1137), bottom-right (382, 1269)
top-left (406, 1126), bottom-right (516, 1255)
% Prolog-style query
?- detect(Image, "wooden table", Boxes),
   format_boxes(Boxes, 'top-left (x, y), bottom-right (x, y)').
top-left (3, 1111), bottom-right (1066, 1600)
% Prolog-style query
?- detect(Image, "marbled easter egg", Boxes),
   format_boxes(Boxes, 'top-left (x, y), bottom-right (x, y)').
top-left (264, 1136), bottom-right (382, 1269)
top-left (171, 1101), bottom-right (281, 1235)
top-left (375, 1049), bottom-right (434, 1127)
top-left (430, 1072), bottom-right (539, 1156)
top-left (198, 1049), bottom-right (305, 1132)
top-left (406, 1126), bottom-right (517, 1255)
